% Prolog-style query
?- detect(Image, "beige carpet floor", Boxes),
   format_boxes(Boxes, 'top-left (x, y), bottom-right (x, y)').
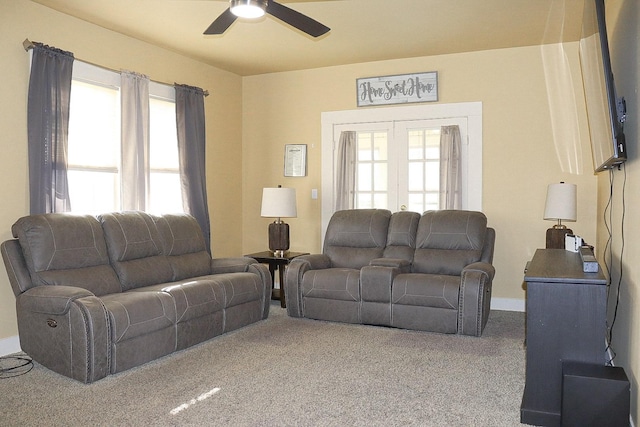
top-left (0, 302), bottom-right (526, 426)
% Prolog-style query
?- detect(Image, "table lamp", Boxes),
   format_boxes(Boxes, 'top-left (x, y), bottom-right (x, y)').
top-left (261, 186), bottom-right (297, 257)
top-left (543, 182), bottom-right (577, 249)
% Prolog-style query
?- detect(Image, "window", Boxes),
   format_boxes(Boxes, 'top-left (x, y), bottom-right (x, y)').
top-left (67, 61), bottom-right (182, 215)
top-left (321, 102), bottom-right (482, 238)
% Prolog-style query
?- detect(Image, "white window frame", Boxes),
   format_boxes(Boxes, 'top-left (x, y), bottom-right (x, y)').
top-left (321, 102), bottom-right (482, 241)
top-left (69, 61), bottom-right (181, 214)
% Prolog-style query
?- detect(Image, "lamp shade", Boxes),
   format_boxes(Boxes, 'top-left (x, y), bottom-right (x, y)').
top-left (261, 187), bottom-right (297, 218)
top-left (544, 182), bottom-right (577, 222)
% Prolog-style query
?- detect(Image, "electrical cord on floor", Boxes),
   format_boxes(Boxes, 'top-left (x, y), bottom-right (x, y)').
top-left (0, 355), bottom-right (34, 379)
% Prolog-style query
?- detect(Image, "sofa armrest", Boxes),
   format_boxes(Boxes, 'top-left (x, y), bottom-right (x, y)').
top-left (458, 262), bottom-right (495, 336)
top-left (16, 286), bottom-right (110, 383)
top-left (1, 239), bottom-right (34, 296)
top-left (210, 257), bottom-right (257, 274)
top-left (283, 254), bottom-right (331, 317)
top-left (369, 257), bottom-right (411, 272)
top-left (210, 257), bottom-right (271, 319)
top-left (18, 285), bottom-right (96, 315)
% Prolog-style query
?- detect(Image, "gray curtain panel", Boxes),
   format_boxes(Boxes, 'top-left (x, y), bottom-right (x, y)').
top-left (27, 43), bottom-right (74, 214)
top-left (175, 84), bottom-right (211, 253)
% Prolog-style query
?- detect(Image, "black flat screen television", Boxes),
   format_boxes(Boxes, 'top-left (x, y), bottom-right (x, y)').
top-left (579, 0), bottom-right (627, 173)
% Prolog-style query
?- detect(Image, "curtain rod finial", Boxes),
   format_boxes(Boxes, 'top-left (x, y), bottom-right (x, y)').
top-left (23, 39), bottom-right (35, 51)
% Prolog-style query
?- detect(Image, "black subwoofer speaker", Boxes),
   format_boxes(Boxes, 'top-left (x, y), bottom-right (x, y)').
top-left (562, 361), bottom-right (630, 427)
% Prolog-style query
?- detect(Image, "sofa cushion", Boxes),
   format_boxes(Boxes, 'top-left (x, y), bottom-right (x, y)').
top-left (323, 209), bottom-right (391, 269)
top-left (383, 211), bottom-right (420, 262)
top-left (99, 211), bottom-right (173, 290)
top-left (11, 214), bottom-right (121, 296)
top-left (153, 213), bottom-right (211, 281)
top-left (301, 268), bottom-right (361, 302)
top-left (100, 290), bottom-right (177, 373)
top-left (392, 273), bottom-right (460, 309)
top-left (412, 210), bottom-right (487, 275)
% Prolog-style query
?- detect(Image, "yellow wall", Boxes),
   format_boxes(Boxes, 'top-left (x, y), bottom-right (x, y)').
top-left (2, 0), bottom-right (639, 423)
top-left (599, 0), bottom-right (639, 421)
top-left (0, 0), bottom-right (243, 340)
top-left (242, 45), bottom-right (598, 303)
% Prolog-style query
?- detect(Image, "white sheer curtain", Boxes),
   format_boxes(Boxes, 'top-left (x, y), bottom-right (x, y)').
top-left (120, 71), bottom-right (150, 211)
top-left (335, 130), bottom-right (356, 211)
top-left (439, 125), bottom-right (462, 209)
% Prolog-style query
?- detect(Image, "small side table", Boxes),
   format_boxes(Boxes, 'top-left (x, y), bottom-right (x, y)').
top-left (245, 251), bottom-right (309, 308)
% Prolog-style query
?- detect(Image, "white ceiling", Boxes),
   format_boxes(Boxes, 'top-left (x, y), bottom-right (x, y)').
top-left (30, 0), bottom-right (585, 76)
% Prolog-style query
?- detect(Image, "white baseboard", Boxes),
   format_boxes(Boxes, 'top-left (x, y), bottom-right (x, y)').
top-left (0, 335), bottom-right (21, 357)
top-left (491, 297), bottom-right (525, 312)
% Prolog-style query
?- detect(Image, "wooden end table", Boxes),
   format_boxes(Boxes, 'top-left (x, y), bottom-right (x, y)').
top-left (245, 251), bottom-right (309, 308)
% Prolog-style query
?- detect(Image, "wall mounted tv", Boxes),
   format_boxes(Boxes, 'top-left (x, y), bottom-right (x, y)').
top-left (579, 0), bottom-right (627, 173)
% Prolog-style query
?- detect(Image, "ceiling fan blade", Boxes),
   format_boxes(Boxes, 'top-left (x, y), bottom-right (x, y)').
top-left (266, 1), bottom-right (330, 38)
top-left (203, 8), bottom-right (237, 35)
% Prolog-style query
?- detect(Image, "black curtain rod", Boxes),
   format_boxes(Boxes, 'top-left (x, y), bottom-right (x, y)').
top-left (22, 38), bottom-right (209, 97)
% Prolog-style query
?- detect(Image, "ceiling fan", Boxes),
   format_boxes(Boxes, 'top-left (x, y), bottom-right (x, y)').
top-left (204, 0), bottom-right (330, 37)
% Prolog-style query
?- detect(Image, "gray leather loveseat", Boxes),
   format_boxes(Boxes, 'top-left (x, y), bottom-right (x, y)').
top-left (1, 211), bottom-right (271, 383)
top-left (284, 209), bottom-right (495, 336)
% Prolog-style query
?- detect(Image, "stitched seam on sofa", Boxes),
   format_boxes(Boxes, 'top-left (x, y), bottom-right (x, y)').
top-left (459, 272), bottom-right (466, 335)
top-left (77, 301), bottom-right (93, 381)
top-left (393, 277), bottom-right (455, 309)
top-left (167, 220), bottom-right (177, 255)
top-left (43, 217), bottom-right (57, 270)
top-left (173, 287), bottom-right (186, 322)
top-left (100, 298), bottom-right (111, 378)
top-left (220, 280), bottom-right (227, 332)
top-left (42, 216), bottom-right (104, 271)
top-left (475, 275), bottom-right (486, 336)
top-left (109, 294), bottom-right (173, 341)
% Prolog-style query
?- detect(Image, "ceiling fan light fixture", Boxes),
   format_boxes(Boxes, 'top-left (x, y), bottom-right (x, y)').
top-left (230, 0), bottom-right (267, 19)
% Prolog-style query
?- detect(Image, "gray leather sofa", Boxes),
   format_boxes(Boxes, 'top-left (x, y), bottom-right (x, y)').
top-left (1, 211), bottom-right (271, 383)
top-left (284, 209), bottom-right (495, 336)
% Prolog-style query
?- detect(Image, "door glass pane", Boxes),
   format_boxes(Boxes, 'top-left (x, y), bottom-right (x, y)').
top-left (373, 193), bottom-right (388, 208)
top-left (357, 134), bottom-right (372, 161)
top-left (373, 132), bottom-right (388, 161)
top-left (358, 163), bottom-right (372, 191)
top-left (408, 193), bottom-right (425, 213)
top-left (425, 193), bottom-right (439, 211)
top-left (357, 193), bottom-right (372, 208)
top-left (408, 130), bottom-right (424, 160)
top-left (373, 163), bottom-right (387, 191)
top-left (425, 162), bottom-right (439, 191)
top-left (408, 162), bottom-right (424, 191)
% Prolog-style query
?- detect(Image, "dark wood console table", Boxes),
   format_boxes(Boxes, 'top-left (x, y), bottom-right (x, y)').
top-left (245, 251), bottom-right (309, 308)
top-left (520, 249), bottom-right (607, 426)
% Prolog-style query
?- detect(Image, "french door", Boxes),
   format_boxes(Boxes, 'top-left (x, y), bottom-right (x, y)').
top-left (333, 117), bottom-right (468, 214)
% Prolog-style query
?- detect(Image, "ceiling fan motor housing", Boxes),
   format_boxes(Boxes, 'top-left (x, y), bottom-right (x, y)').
top-left (230, 0), bottom-right (269, 19)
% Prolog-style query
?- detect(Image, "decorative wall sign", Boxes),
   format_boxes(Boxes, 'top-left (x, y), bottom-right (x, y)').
top-left (284, 144), bottom-right (307, 177)
top-left (357, 72), bottom-right (438, 107)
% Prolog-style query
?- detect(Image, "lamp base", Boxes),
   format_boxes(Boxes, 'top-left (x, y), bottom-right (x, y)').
top-left (546, 227), bottom-right (573, 249)
top-left (268, 221), bottom-right (290, 257)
